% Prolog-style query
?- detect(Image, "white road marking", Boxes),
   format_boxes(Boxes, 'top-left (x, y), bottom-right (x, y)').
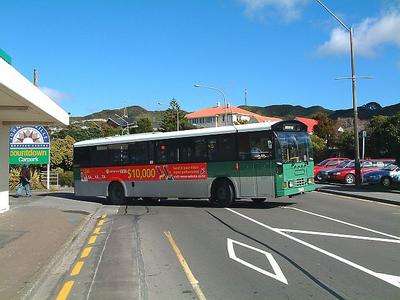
top-left (283, 207), bottom-right (400, 240)
top-left (227, 238), bottom-right (288, 284)
top-left (275, 229), bottom-right (400, 244)
top-left (226, 208), bottom-right (400, 289)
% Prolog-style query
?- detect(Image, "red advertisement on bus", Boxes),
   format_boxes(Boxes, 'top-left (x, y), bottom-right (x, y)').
top-left (80, 162), bottom-right (208, 182)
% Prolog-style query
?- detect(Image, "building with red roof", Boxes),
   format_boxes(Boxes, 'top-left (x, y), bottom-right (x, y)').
top-left (186, 104), bottom-right (282, 127)
top-left (295, 117), bottom-right (318, 134)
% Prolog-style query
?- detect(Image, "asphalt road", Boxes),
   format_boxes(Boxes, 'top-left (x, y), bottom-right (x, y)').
top-left (45, 191), bottom-right (400, 300)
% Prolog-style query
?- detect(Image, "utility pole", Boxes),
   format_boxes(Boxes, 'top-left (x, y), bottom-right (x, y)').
top-left (316, 0), bottom-right (372, 186)
top-left (34, 68), bottom-right (51, 190)
top-left (245, 89), bottom-right (247, 106)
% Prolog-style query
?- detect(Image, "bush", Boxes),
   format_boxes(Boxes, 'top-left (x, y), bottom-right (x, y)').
top-left (59, 171), bottom-right (74, 187)
top-left (9, 167), bottom-right (45, 190)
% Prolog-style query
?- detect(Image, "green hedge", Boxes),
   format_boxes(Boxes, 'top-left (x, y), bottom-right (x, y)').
top-left (59, 171), bottom-right (74, 187)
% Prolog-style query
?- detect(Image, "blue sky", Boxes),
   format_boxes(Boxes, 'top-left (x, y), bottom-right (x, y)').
top-left (2, 0), bottom-right (399, 116)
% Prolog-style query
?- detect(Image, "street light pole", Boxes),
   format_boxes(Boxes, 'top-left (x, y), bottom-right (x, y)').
top-left (194, 84), bottom-right (227, 126)
top-left (315, 0), bottom-right (362, 185)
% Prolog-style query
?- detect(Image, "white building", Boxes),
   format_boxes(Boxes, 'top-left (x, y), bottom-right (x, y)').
top-left (186, 104), bottom-right (282, 128)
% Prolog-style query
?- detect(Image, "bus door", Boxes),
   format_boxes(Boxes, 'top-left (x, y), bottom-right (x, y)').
top-left (238, 161), bottom-right (257, 197)
top-left (238, 132), bottom-right (274, 197)
top-left (254, 160), bottom-right (274, 197)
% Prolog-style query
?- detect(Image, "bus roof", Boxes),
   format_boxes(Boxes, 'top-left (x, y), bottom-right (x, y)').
top-left (74, 122), bottom-right (280, 148)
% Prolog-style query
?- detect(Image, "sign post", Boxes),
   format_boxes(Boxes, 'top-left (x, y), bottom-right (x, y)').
top-left (9, 126), bottom-right (51, 188)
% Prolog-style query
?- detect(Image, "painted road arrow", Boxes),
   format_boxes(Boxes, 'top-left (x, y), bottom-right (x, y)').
top-left (227, 238), bottom-right (288, 285)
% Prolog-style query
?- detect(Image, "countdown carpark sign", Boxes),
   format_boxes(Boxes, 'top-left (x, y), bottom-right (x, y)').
top-left (9, 126), bottom-right (50, 165)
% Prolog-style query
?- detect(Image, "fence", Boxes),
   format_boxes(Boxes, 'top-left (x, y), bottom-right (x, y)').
top-left (40, 170), bottom-right (59, 188)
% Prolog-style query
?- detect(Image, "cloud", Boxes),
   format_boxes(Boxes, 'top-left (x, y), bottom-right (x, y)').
top-left (316, 11), bottom-right (400, 58)
top-left (40, 86), bottom-right (70, 104)
top-left (239, 0), bottom-right (309, 22)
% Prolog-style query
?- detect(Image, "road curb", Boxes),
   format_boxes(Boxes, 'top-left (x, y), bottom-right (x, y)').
top-left (316, 189), bottom-right (400, 206)
top-left (21, 202), bottom-right (103, 300)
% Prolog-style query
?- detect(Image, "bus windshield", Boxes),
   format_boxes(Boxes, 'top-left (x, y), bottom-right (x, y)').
top-left (275, 131), bottom-right (313, 163)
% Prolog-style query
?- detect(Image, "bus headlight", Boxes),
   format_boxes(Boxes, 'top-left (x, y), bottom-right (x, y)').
top-left (308, 177), bottom-right (314, 184)
top-left (288, 181), bottom-right (294, 188)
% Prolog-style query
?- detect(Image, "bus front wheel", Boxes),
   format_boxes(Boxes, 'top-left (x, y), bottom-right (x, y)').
top-left (108, 182), bottom-right (127, 205)
top-left (210, 180), bottom-right (235, 207)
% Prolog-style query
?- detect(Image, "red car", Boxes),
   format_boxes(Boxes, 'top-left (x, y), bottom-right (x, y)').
top-left (326, 160), bottom-right (391, 184)
top-left (314, 157), bottom-right (350, 179)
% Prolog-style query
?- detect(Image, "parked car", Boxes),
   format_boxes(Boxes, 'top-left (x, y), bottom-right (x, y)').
top-left (326, 160), bottom-right (388, 184)
top-left (363, 164), bottom-right (400, 187)
top-left (316, 159), bottom-right (352, 182)
top-left (314, 157), bottom-right (350, 179)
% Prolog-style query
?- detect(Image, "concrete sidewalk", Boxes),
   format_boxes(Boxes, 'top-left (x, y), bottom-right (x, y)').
top-left (316, 183), bottom-right (400, 206)
top-left (0, 191), bottom-right (102, 299)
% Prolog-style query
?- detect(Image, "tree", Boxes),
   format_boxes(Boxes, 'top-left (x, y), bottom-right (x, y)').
top-left (135, 118), bottom-right (153, 133)
top-left (313, 112), bottom-right (337, 147)
top-left (310, 134), bottom-right (327, 162)
top-left (366, 113), bottom-right (400, 161)
top-left (50, 135), bottom-right (76, 170)
top-left (336, 130), bottom-right (355, 158)
top-left (160, 98), bottom-right (194, 132)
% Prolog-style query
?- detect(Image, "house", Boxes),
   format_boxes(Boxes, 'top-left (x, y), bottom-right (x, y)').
top-left (186, 104), bottom-right (282, 127)
top-left (295, 117), bottom-right (318, 134)
top-left (106, 116), bottom-right (136, 129)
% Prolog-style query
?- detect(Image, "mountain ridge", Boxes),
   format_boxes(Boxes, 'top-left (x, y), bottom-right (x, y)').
top-left (72, 101), bottom-right (400, 123)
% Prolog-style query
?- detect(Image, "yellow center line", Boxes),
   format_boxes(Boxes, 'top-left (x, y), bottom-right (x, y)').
top-left (56, 280), bottom-right (74, 300)
top-left (101, 213), bottom-right (107, 219)
top-left (70, 261), bottom-right (85, 276)
top-left (80, 246), bottom-right (92, 258)
top-left (164, 231), bottom-right (207, 300)
top-left (98, 219), bottom-right (105, 226)
top-left (88, 235), bottom-right (97, 245)
top-left (93, 226), bottom-right (102, 234)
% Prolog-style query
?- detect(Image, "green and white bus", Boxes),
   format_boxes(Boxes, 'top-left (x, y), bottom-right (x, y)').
top-left (73, 120), bottom-right (315, 207)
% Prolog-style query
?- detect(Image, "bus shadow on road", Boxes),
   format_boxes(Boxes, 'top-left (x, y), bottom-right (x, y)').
top-left (125, 198), bottom-right (297, 209)
top-left (36, 192), bottom-right (297, 209)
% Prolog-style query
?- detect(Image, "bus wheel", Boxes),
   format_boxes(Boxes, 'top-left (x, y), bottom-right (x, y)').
top-left (344, 174), bottom-right (355, 184)
top-left (252, 198), bottom-right (265, 205)
top-left (211, 180), bottom-right (234, 207)
top-left (108, 182), bottom-right (127, 205)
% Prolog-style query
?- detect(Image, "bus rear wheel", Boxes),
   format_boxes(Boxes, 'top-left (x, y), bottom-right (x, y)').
top-left (108, 182), bottom-right (127, 205)
top-left (211, 180), bottom-right (234, 207)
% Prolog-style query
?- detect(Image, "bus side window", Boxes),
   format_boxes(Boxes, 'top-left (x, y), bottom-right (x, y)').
top-left (193, 137), bottom-right (207, 162)
top-left (218, 134), bottom-right (236, 161)
top-left (91, 145), bottom-right (109, 167)
top-left (156, 140), bottom-right (176, 164)
top-left (179, 138), bottom-right (194, 163)
top-left (238, 133), bottom-right (250, 160)
top-left (74, 147), bottom-right (91, 167)
top-left (207, 136), bottom-right (218, 161)
top-left (109, 144), bottom-right (129, 166)
top-left (249, 132), bottom-right (272, 160)
top-left (129, 142), bottom-right (149, 165)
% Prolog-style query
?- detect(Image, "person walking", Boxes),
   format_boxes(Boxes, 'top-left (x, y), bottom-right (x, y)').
top-left (16, 164), bottom-right (32, 197)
